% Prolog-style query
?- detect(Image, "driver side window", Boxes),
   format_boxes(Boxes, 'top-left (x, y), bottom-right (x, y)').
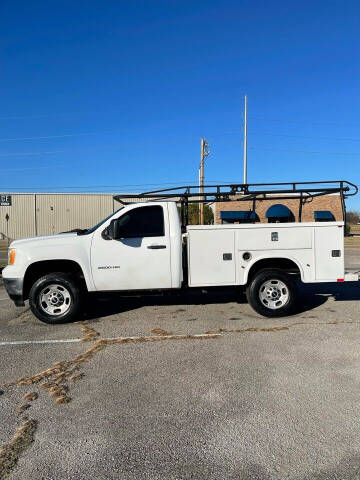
top-left (117, 205), bottom-right (165, 238)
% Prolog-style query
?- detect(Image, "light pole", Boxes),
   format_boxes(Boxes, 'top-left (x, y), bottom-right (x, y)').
top-left (243, 94), bottom-right (248, 184)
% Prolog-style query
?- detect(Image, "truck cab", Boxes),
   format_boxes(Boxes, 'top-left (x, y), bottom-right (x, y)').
top-left (90, 202), bottom-right (182, 291)
top-left (2, 202), bottom-right (183, 323)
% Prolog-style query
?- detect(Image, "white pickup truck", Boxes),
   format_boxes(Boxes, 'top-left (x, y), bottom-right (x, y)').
top-left (2, 196), bottom-right (358, 324)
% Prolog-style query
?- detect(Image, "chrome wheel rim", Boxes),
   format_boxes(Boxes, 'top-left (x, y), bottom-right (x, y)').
top-left (259, 279), bottom-right (289, 310)
top-left (39, 284), bottom-right (72, 316)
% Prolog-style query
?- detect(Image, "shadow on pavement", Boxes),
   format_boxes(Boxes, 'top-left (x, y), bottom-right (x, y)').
top-left (82, 282), bottom-right (360, 321)
top-left (301, 281), bottom-right (360, 301)
top-left (83, 287), bottom-right (246, 321)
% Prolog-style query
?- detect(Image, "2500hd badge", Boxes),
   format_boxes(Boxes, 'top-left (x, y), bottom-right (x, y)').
top-left (98, 266), bottom-right (121, 270)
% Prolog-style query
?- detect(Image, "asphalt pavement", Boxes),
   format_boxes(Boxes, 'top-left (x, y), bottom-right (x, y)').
top-left (344, 247), bottom-right (360, 272)
top-left (0, 248), bottom-right (359, 479)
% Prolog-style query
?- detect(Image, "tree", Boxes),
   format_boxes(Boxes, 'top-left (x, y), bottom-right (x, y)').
top-left (188, 203), bottom-right (214, 225)
top-left (178, 204), bottom-right (214, 225)
top-left (346, 210), bottom-right (360, 224)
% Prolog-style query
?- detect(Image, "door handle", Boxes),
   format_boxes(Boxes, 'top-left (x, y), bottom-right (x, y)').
top-left (147, 244), bottom-right (167, 249)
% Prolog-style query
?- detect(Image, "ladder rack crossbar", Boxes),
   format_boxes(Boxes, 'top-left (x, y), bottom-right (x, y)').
top-left (113, 180), bottom-right (357, 226)
top-left (114, 180), bottom-right (357, 203)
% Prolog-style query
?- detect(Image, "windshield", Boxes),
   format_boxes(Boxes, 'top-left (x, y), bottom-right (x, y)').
top-left (79, 207), bottom-right (124, 235)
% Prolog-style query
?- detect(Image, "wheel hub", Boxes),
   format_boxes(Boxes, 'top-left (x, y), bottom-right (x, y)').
top-left (49, 291), bottom-right (64, 306)
top-left (39, 284), bottom-right (72, 316)
top-left (265, 286), bottom-right (281, 300)
top-left (259, 279), bottom-right (289, 310)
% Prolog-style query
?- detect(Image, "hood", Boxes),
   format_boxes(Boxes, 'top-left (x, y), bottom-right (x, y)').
top-left (10, 232), bottom-right (78, 248)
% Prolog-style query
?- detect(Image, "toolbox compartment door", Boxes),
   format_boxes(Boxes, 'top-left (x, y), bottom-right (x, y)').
top-left (188, 229), bottom-right (236, 286)
top-left (314, 225), bottom-right (344, 280)
top-left (238, 226), bottom-right (312, 251)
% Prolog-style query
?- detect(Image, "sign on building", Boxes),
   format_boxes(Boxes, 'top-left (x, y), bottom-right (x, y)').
top-left (0, 195), bottom-right (12, 206)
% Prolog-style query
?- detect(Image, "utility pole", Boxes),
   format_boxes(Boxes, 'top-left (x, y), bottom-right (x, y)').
top-left (199, 138), bottom-right (209, 224)
top-left (243, 94), bottom-right (248, 184)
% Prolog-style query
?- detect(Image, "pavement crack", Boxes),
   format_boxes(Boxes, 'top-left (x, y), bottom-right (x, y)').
top-left (0, 324), bottom-right (220, 478)
top-left (0, 419), bottom-right (37, 479)
top-left (205, 320), bottom-right (360, 335)
top-left (150, 328), bottom-right (173, 336)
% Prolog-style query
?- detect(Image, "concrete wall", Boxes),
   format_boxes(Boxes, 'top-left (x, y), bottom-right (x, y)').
top-left (214, 194), bottom-right (343, 224)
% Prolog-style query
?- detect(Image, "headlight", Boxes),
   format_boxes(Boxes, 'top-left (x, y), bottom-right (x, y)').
top-left (8, 249), bottom-right (16, 265)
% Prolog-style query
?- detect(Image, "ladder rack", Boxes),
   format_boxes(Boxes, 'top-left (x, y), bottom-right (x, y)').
top-left (114, 180), bottom-right (358, 227)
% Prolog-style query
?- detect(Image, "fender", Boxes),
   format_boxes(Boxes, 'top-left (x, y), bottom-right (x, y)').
top-left (243, 253), bottom-right (305, 285)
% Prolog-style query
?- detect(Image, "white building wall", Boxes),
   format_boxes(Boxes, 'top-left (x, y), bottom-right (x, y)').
top-left (0, 193), bottom-right (146, 240)
top-left (0, 194), bottom-right (36, 239)
top-left (36, 194), bottom-right (114, 236)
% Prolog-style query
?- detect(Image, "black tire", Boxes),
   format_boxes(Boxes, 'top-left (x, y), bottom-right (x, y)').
top-left (29, 272), bottom-right (82, 324)
top-left (246, 268), bottom-right (297, 317)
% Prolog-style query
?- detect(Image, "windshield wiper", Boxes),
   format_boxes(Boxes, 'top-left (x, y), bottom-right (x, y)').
top-left (60, 228), bottom-right (89, 235)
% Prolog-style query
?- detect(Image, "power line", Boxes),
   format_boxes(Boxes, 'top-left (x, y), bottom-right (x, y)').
top-left (249, 115), bottom-right (360, 127)
top-left (0, 181), bottom-right (206, 190)
top-left (0, 149), bottom-right (67, 157)
top-left (251, 132), bottom-right (360, 143)
top-left (1, 107), bottom-right (360, 128)
top-left (1, 127), bottom-right (360, 147)
top-left (0, 112), bottom-right (80, 121)
top-left (0, 180), bottom-right (247, 191)
top-left (1, 142), bottom-right (360, 159)
top-left (249, 145), bottom-right (359, 156)
top-left (0, 130), bottom-right (241, 144)
top-left (0, 138), bottom-right (205, 156)
top-left (0, 166), bottom-right (54, 173)
top-left (0, 144), bottom-right (138, 157)
top-left (0, 130), bottom-right (118, 142)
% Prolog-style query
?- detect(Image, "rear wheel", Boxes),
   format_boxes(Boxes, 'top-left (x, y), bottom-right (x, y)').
top-left (246, 268), bottom-right (297, 317)
top-left (29, 273), bottom-right (82, 324)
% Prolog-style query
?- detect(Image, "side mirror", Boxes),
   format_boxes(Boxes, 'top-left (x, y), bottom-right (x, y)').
top-left (101, 219), bottom-right (122, 240)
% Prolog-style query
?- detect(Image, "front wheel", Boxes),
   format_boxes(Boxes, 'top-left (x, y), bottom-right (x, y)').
top-left (29, 273), bottom-right (82, 324)
top-left (246, 268), bottom-right (297, 317)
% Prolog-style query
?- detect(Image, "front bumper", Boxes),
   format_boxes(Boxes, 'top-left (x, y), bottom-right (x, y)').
top-left (3, 278), bottom-right (25, 307)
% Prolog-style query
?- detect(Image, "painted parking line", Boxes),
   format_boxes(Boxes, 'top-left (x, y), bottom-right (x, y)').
top-left (0, 338), bottom-right (81, 346)
top-left (0, 298), bottom-right (10, 301)
top-left (0, 333), bottom-right (222, 347)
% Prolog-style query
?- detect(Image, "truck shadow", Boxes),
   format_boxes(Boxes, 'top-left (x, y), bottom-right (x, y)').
top-left (83, 282), bottom-right (360, 321)
top-left (300, 281), bottom-right (360, 302)
top-left (84, 288), bottom-right (245, 321)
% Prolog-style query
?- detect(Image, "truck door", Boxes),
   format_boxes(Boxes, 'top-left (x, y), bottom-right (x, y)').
top-left (90, 204), bottom-right (172, 291)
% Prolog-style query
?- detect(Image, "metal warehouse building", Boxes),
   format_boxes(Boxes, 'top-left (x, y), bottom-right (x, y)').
top-left (0, 193), bottom-right (144, 240)
top-left (0, 191), bottom-right (344, 241)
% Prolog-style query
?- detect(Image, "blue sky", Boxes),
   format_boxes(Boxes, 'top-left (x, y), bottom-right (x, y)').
top-left (1, 0), bottom-right (360, 209)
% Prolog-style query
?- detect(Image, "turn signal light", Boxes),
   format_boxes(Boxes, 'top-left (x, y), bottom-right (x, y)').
top-left (8, 249), bottom-right (16, 265)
